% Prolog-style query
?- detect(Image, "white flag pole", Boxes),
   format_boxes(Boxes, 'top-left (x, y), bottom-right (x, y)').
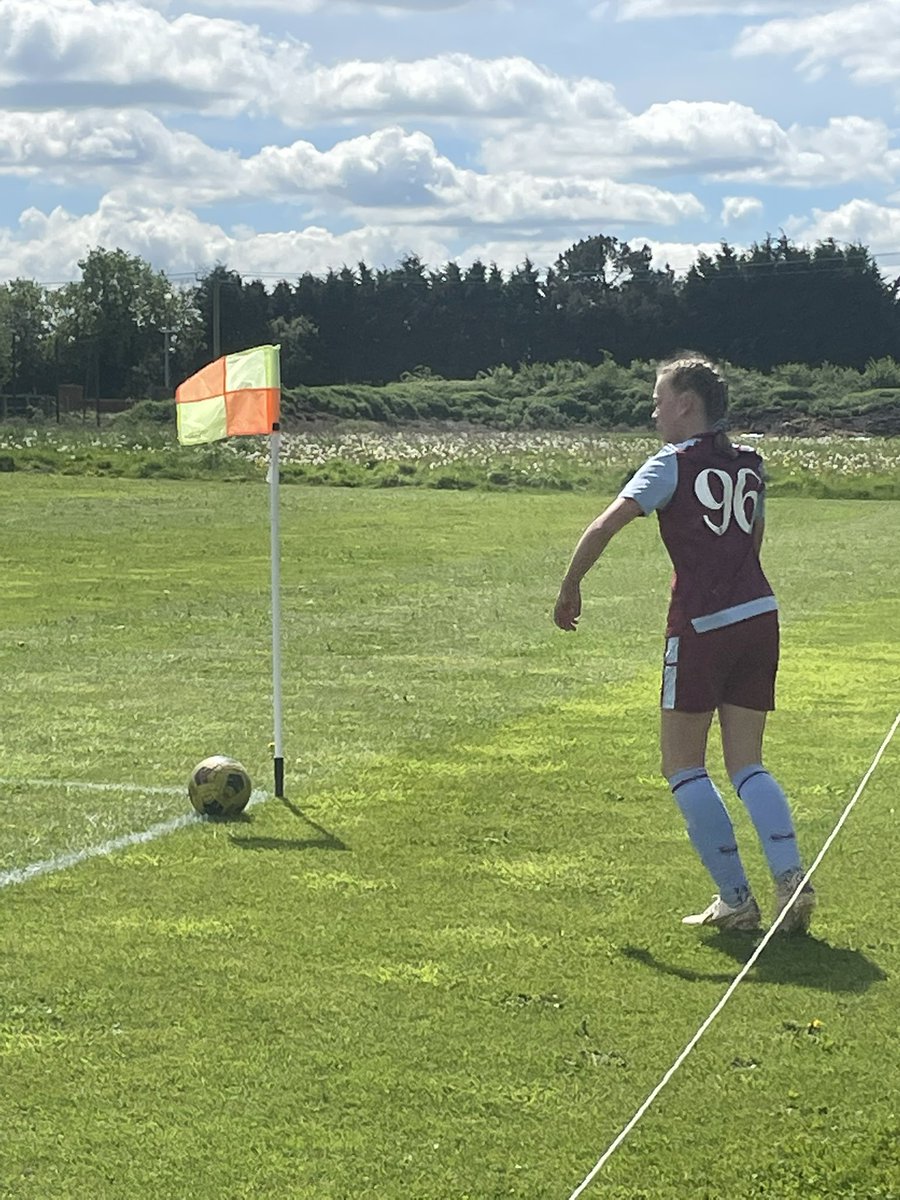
top-left (269, 422), bottom-right (285, 797)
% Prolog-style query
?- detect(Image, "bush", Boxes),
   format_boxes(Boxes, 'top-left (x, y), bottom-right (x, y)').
top-left (276, 359), bottom-right (900, 433)
top-left (522, 401), bottom-right (559, 429)
top-left (772, 363), bottom-right (817, 388)
top-left (836, 388), bottom-right (900, 413)
top-left (111, 398), bottom-right (176, 426)
top-left (771, 388), bottom-right (815, 404)
top-left (862, 356), bottom-right (900, 389)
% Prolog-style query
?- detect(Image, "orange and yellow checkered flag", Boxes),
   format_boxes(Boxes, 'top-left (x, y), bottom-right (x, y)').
top-left (176, 345), bottom-right (280, 444)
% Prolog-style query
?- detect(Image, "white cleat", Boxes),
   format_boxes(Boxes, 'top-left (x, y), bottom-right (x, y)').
top-left (774, 869), bottom-right (816, 934)
top-left (682, 894), bottom-right (762, 931)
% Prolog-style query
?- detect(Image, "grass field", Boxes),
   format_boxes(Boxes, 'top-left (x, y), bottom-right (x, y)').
top-left (1, 475), bottom-right (899, 1199)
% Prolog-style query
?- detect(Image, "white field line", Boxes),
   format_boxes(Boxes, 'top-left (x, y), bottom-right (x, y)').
top-left (566, 709), bottom-right (900, 1200)
top-left (0, 782), bottom-right (268, 890)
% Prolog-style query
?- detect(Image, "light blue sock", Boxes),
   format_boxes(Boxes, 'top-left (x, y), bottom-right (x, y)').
top-left (731, 764), bottom-right (802, 879)
top-left (668, 768), bottom-right (750, 907)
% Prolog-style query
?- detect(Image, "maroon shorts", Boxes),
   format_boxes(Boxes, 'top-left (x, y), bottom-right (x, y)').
top-left (660, 611), bottom-right (779, 713)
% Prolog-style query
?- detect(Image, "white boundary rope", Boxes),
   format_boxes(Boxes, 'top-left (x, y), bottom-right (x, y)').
top-left (0, 786), bottom-right (268, 890)
top-left (567, 710), bottom-right (900, 1200)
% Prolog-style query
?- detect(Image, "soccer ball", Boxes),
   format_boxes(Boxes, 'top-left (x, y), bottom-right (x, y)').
top-left (188, 755), bottom-right (252, 818)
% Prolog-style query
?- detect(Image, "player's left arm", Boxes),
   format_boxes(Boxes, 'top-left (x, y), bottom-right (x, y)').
top-left (553, 496), bottom-right (643, 631)
top-left (752, 461), bottom-right (767, 555)
top-left (752, 516), bottom-right (765, 555)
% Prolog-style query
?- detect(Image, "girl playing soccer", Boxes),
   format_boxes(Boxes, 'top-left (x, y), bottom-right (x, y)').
top-left (553, 355), bottom-right (815, 933)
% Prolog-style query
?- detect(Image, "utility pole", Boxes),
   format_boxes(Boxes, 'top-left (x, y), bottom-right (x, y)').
top-left (10, 330), bottom-right (17, 410)
top-left (212, 278), bottom-right (221, 359)
top-left (161, 327), bottom-right (175, 392)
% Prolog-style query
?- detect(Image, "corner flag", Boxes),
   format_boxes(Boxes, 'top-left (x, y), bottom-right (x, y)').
top-left (175, 344), bottom-right (286, 799)
top-left (175, 344), bottom-right (280, 445)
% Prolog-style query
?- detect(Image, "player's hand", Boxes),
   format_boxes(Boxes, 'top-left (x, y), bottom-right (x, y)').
top-left (553, 580), bottom-right (581, 631)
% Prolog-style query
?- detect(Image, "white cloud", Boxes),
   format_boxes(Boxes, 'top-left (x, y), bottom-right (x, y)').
top-left (0, 109), bottom-right (233, 187)
top-left (735, 1), bottom-right (900, 88)
top-left (0, 113), bottom-right (704, 231)
top-left (481, 107), bottom-right (757, 179)
top-left (482, 100), bottom-right (900, 189)
top-left (0, 0), bottom-right (308, 114)
top-left (258, 128), bottom-right (705, 226)
top-left (0, 0), bottom-right (895, 290)
top-left (460, 234), bottom-right (728, 275)
top-left (713, 116), bottom-right (900, 186)
top-left (0, 185), bottom-right (715, 284)
top-left (721, 196), bottom-right (763, 224)
top-left (0, 193), bottom-right (456, 281)
top-left (413, 171), bottom-right (705, 228)
top-left (353, 0), bottom-right (488, 6)
top-left (448, 233), bottom-right (713, 274)
top-left (285, 54), bottom-right (624, 126)
top-left (7, 84), bottom-right (893, 208)
top-left (247, 127), bottom-right (460, 209)
top-left (783, 197), bottom-right (900, 255)
top-left (0, 3), bottom-right (622, 126)
top-left (185, 0), bottom-right (480, 9)
top-left (606, 0), bottom-right (835, 17)
top-left (452, 235), bottom-right (578, 272)
top-left (176, 0), bottom-right (321, 11)
top-left (637, 238), bottom-right (734, 273)
top-left (626, 100), bottom-right (786, 172)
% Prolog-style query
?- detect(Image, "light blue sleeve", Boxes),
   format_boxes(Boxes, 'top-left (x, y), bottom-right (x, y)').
top-left (737, 446), bottom-right (766, 526)
top-left (618, 445), bottom-right (679, 515)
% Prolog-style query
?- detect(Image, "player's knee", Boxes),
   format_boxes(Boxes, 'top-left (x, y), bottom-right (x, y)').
top-left (725, 752), bottom-right (764, 780)
top-left (730, 761), bottom-right (769, 795)
top-left (661, 752), bottom-right (701, 781)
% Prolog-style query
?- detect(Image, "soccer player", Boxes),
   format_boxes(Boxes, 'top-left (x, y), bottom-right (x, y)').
top-left (553, 355), bottom-right (815, 933)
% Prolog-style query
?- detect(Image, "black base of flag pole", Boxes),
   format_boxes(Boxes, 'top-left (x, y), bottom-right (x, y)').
top-left (274, 757), bottom-right (285, 798)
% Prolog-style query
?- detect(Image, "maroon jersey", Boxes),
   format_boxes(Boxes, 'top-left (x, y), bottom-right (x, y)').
top-left (621, 433), bottom-right (776, 637)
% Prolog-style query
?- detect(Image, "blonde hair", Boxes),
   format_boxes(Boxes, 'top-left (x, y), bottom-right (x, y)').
top-left (657, 354), bottom-right (736, 458)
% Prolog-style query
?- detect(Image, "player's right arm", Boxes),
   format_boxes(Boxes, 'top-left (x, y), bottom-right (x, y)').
top-left (553, 496), bottom-right (643, 631)
top-left (553, 446), bottom-right (678, 632)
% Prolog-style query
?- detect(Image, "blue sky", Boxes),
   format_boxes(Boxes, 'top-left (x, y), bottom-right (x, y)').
top-left (2, 0), bottom-right (900, 285)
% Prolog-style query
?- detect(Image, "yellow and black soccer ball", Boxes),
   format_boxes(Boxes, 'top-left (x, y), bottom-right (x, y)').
top-left (188, 755), bottom-right (252, 818)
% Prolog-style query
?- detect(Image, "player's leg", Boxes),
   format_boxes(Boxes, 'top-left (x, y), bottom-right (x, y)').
top-left (720, 704), bottom-right (801, 871)
top-left (719, 613), bottom-right (814, 932)
top-left (659, 636), bottom-right (758, 930)
top-left (660, 707), bottom-right (713, 778)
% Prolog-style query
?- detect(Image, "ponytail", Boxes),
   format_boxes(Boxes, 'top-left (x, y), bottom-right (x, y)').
top-left (711, 416), bottom-right (738, 460)
top-left (658, 354), bottom-right (736, 458)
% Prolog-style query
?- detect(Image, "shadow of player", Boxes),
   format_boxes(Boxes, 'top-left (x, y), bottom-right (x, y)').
top-left (622, 933), bottom-right (886, 994)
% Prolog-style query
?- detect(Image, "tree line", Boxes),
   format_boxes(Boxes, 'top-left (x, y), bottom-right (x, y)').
top-left (1, 234), bottom-right (899, 402)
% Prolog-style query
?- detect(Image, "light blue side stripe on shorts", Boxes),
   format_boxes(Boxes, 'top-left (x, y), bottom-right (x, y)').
top-left (662, 636), bottom-right (679, 710)
top-left (691, 595), bottom-right (778, 634)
